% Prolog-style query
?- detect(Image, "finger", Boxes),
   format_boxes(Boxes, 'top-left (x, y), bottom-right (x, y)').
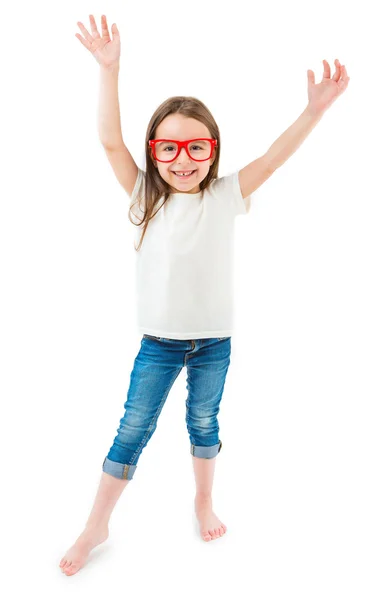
top-left (100, 14), bottom-right (111, 39)
top-left (89, 14), bottom-right (101, 40)
top-left (307, 69), bottom-right (315, 85)
top-left (338, 65), bottom-right (350, 91)
top-left (332, 58), bottom-right (341, 82)
top-left (76, 21), bottom-right (94, 44)
top-left (75, 32), bottom-right (93, 52)
top-left (337, 77), bottom-right (349, 93)
top-left (322, 59), bottom-right (331, 80)
top-left (111, 22), bottom-right (120, 42)
top-left (341, 65), bottom-right (349, 80)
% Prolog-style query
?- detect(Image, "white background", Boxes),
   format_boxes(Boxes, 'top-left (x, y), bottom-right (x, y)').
top-left (1, 0), bottom-right (379, 597)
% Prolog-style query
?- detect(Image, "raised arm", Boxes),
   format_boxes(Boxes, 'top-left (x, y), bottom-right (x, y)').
top-left (238, 59), bottom-right (350, 199)
top-left (75, 14), bottom-right (138, 196)
top-left (98, 64), bottom-right (138, 197)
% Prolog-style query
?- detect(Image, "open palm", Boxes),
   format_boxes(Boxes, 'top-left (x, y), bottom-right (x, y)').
top-left (307, 59), bottom-right (350, 116)
top-left (75, 14), bottom-right (120, 68)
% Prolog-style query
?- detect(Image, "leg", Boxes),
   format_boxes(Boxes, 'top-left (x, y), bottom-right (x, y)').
top-left (59, 472), bottom-right (129, 576)
top-left (192, 455), bottom-right (227, 542)
top-left (192, 453), bottom-right (217, 498)
top-left (185, 337), bottom-right (231, 542)
top-left (85, 471), bottom-right (129, 529)
top-left (59, 336), bottom-right (182, 576)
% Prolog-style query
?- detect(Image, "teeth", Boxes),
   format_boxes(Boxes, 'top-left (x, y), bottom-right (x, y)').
top-left (175, 171), bottom-right (193, 176)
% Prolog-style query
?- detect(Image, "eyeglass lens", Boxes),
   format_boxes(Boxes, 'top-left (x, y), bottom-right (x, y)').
top-left (154, 140), bottom-right (212, 161)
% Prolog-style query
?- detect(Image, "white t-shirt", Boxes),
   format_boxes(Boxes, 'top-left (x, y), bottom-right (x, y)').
top-left (129, 167), bottom-right (252, 340)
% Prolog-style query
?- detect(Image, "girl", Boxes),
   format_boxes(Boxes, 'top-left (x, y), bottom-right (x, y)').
top-left (60, 14), bottom-right (349, 576)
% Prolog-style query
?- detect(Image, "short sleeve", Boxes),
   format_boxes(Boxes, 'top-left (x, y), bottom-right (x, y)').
top-left (231, 170), bottom-right (251, 216)
top-left (214, 171), bottom-right (251, 217)
top-left (130, 167), bottom-right (146, 225)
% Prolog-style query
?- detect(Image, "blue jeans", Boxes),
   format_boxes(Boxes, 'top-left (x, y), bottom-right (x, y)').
top-left (102, 335), bottom-right (232, 480)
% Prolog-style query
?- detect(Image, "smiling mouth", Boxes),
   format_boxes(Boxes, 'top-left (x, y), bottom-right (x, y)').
top-left (172, 170), bottom-right (197, 178)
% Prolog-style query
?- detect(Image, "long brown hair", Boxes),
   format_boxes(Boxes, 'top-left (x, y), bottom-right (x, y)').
top-left (129, 96), bottom-right (221, 252)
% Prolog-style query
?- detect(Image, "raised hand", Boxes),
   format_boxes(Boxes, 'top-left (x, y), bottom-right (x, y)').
top-left (307, 59), bottom-right (350, 117)
top-left (75, 14), bottom-right (121, 68)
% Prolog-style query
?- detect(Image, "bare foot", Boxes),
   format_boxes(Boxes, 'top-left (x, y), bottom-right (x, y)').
top-left (59, 525), bottom-right (109, 576)
top-left (194, 495), bottom-right (227, 542)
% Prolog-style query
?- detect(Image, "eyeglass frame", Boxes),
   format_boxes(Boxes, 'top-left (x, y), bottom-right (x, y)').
top-left (148, 138), bottom-right (218, 163)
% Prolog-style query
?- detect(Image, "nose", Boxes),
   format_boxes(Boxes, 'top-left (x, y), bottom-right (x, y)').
top-left (175, 146), bottom-right (192, 164)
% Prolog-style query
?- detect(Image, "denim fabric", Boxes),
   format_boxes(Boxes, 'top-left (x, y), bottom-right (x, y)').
top-left (102, 336), bottom-right (231, 480)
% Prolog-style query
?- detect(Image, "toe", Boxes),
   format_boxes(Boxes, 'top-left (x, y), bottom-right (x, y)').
top-left (66, 563), bottom-right (77, 575)
top-left (202, 532), bottom-right (212, 541)
top-left (214, 528), bottom-right (220, 537)
top-left (209, 529), bottom-right (216, 539)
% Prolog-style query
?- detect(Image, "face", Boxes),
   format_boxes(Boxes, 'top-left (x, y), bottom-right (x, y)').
top-left (151, 114), bottom-right (216, 194)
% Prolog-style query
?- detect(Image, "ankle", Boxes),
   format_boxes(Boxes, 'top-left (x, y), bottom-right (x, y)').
top-left (195, 493), bottom-right (212, 502)
top-left (85, 520), bottom-right (109, 532)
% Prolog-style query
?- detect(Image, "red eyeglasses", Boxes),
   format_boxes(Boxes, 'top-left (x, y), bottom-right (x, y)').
top-left (149, 138), bottom-right (217, 162)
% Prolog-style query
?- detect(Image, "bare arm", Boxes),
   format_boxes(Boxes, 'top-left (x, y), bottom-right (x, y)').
top-left (98, 64), bottom-right (138, 196)
top-left (98, 63), bottom-right (124, 147)
top-left (238, 60), bottom-right (349, 199)
top-left (76, 15), bottom-right (138, 196)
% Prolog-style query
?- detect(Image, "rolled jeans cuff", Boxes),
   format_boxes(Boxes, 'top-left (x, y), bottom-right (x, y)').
top-left (102, 457), bottom-right (137, 480)
top-left (190, 440), bottom-right (222, 458)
